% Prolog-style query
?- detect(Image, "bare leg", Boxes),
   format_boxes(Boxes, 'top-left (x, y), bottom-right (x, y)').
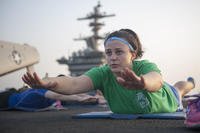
top-left (173, 77), bottom-right (195, 100)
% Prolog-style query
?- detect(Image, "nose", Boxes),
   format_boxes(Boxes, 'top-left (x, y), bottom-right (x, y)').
top-left (110, 53), bottom-right (117, 60)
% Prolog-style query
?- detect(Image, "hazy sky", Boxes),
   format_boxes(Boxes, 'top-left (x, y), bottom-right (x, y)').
top-left (0, 0), bottom-right (200, 92)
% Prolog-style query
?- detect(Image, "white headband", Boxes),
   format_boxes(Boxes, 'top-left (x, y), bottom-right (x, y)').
top-left (105, 37), bottom-right (135, 51)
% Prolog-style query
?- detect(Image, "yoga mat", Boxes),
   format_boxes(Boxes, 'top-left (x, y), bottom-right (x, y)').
top-left (73, 111), bottom-right (186, 120)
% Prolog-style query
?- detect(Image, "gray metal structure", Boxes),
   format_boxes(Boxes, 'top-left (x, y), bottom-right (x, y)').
top-left (57, 2), bottom-right (115, 76)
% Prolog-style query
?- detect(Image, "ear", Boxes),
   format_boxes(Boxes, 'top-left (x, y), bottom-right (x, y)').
top-left (131, 52), bottom-right (136, 60)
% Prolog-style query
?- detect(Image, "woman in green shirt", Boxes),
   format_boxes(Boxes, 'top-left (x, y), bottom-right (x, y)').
top-left (22, 29), bottom-right (195, 114)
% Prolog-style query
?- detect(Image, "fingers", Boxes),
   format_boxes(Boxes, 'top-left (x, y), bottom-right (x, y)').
top-left (22, 74), bottom-right (32, 87)
top-left (119, 68), bottom-right (130, 81)
top-left (33, 72), bottom-right (43, 85)
top-left (32, 72), bottom-right (56, 89)
top-left (27, 72), bottom-right (38, 85)
top-left (22, 72), bottom-right (43, 88)
top-left (22, 72), bottom-right (58, 89)
top-left (124, 68), bottom-right (139, 81)
top-left (116, 77), bottom-right (126, 86)
top-left (140, 75), bottom-right (145, 88)
top-left (117, 68), bottom-right (145, 89)
top-left (81, 97), bottom-right (98, 104)
top-left (120, 67), bottom-right (139, 82)
top-left (22, 72), bottom-right (36, 87)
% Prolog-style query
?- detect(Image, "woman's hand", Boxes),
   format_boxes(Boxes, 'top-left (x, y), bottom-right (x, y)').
top-left (22, 72), bottom-right (57, 89)
top-left (116, 67), bottom-right (145, 90)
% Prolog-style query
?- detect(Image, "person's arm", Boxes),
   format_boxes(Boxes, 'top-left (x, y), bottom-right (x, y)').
top-left (22, 72), bottom-right (94, 95)
top-left (141, 71), bottom-right (163, 92)
top-left (45, 91), bottom-right (97, 102)
top-left (116, 68), bottom-right (163, 92)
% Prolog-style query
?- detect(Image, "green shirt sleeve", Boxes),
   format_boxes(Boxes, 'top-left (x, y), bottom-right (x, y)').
top-left (133, 60), bottom-right (161, 76)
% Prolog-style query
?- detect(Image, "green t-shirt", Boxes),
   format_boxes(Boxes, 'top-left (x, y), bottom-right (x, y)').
top-left (84, 60), bottom-right (178, 114)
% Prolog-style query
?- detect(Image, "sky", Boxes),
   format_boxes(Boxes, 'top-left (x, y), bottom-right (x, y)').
top-left (0, 0), bottom-right (200, 93)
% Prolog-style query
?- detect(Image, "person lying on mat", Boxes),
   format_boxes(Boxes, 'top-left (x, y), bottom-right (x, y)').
top-left (0, 87), bottom-right (104, 111)
top-left (22, 29), bottom-right (195, 114)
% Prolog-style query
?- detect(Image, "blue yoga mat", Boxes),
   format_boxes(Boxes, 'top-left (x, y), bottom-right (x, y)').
top-left (73, 111), bottom-right (186, 120)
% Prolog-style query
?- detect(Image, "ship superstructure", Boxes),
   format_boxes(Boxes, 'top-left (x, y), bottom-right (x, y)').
top-left (57, 2), bottom-right (115, 76)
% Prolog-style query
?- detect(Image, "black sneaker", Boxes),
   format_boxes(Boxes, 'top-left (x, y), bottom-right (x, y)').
top-left (187, 77), bottom-right (195, 88)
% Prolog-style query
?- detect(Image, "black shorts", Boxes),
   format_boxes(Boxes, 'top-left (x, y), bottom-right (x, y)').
top-left (0, 88), bottom-right (18, 110)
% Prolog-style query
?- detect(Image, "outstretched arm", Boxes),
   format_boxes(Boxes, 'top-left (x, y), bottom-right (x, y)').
top-left (116, 68), bottom-right (163, 92)
top-left (22, 72), bottom-right (94, 95)
top-left (45, 91), bottom-right (98, 103)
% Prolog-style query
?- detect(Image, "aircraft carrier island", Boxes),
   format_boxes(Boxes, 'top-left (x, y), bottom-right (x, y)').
top-left (57, 2), bottom-right (115, 76)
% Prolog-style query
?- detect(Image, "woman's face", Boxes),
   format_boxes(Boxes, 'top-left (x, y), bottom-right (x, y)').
top-left (105, 40), bottom-right (136, 75)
